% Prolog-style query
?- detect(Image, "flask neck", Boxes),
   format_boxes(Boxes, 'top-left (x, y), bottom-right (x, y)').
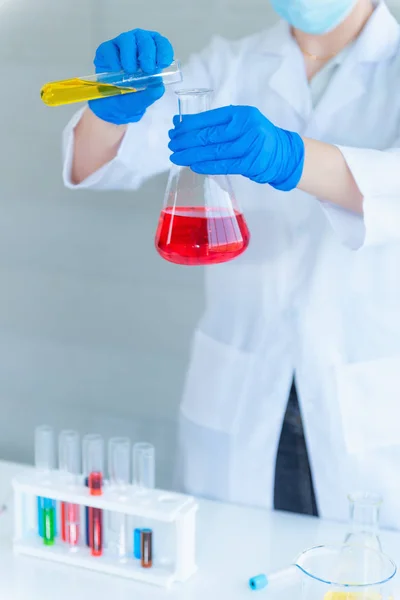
top-left (348, 492), bottom-right (382, 534)
top-left (176, 89), bottom-right (212, 118)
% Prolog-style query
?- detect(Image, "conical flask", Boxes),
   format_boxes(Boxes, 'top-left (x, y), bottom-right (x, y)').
top-left (295, 545), bottom-right (396, 600)
top-left (155, 89), bottom-right (250, 266)
top-left (344, 492), bottom-right (382, 551)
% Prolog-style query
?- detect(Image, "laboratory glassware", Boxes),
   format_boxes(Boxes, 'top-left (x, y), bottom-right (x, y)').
top-left (84, 476), bottom-right (90, 546)
top-left (83, 434), bottom-right (104, 556)
top-left (249, 544), bottom-right (396, 598)
top-left (108, 437), bottom-right (130, 560)
top-left (58, 430), bottom-right (81, 547)
top-left (133, 442), bottom-right (156, 491)
top-left (297, 545), bottom-right (395, 600)
top-left (132, 443), bottom-right (155, 559)
top-left (42, 497), bottom-right (55, 545)
top-left (141, 529), bottom-right (153, 569)
top-left (34, 425), bottom-right (55, 538)
top-left (134, 527), bottom-right (142, 559)
top-left (344, 492), bottom-right (382, 551)
top-left (155, 89), bottom-right (250, 266)
top-left (40, 61), bottom-right (182, 107)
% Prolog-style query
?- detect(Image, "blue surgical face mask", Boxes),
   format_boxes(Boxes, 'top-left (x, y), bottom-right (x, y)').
top-left (270, 0), bottom-right (358, 35)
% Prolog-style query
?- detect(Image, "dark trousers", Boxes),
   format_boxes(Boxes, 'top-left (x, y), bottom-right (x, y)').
top-left (274, 382), bottom-right (319, 517)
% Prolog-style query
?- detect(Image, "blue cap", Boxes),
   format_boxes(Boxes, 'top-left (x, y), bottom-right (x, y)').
top-left (249, 574), bottom-right (268, 591)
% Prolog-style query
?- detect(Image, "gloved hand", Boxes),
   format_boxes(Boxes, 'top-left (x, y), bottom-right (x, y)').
top-left (168, 106), bottom-right (305, 191)
top-left (89, 29), bottom-right (174, 126)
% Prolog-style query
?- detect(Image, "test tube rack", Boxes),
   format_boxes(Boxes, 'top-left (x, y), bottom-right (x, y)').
top-left (13, 470), bottom-right (198, 588)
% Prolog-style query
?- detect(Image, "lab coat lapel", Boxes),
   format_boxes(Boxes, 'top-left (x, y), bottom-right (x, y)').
top-left (311, 1), bottom-right (400, 127)
top-left (268, 54), bottom-right (313, 122)
top-left (258, 21), bottom-right (313, 123)
top-left (310, 60), bottom-right (366, 126)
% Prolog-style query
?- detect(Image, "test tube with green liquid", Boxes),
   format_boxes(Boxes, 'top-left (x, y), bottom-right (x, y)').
top-left (43, 497), bottom-right (55, 545)
top-left (35, 425), bottom-right (56, 538)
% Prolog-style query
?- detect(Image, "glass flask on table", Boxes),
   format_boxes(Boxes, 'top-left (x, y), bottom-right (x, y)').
top-left (250, 544), bottom-right (396, 599)
top-left (155, 89), bottom-right (250, 266)
top-left (344, 492), bottom-right (383, 551)
top-left (250, 545), bottom-right (397, 600)
top-left (295, 545), bottom-right (396, 600)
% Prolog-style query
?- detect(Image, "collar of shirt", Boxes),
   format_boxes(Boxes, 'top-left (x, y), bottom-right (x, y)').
top-left (309, 47), bottom-right (350, 107)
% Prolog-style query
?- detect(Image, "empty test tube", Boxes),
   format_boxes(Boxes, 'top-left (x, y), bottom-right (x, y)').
top-left (108, 437), bottom-right (130, 559)
top-left (83, 434), bottom-right (104, 557)
top-left (59, 430), bottom-right (80, 546)
top-left (109, 437), bottom-right (130, 490)
top-left (133, 443), bottom-right (155, 490)
top-left (35, 425), bottom-right (56, 539)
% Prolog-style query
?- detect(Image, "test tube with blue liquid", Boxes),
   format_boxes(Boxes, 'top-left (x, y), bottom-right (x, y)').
top-left (34, 425), bottom-right (56, 543)
top-left (132, 442), bottom-right (155, 564)
top-left (108, 437), bottom-right (130, 560)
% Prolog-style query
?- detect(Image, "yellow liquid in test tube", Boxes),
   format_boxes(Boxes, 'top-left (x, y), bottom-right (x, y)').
top-left (324, 592), bottom-right (385, 600)
top-left (40, 78), bottom-right (137, 107)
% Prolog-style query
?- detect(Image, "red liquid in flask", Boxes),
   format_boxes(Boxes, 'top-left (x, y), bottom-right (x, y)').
top-left (155, 207), bottom-right (250, 266)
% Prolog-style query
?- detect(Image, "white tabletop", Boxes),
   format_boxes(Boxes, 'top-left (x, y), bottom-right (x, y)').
top-left (0, 460), bottom-right (399, 600)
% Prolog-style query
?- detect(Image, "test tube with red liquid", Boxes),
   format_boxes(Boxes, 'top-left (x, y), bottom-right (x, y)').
top-left (59, 430), bottom-right (81, 547)
top-left (83, 434), bottom-right (104, 557)
top-left (154, 89), bottom-right (250, 266)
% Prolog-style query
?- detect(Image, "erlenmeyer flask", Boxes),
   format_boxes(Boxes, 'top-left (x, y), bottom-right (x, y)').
top-left (344, 492), bottom-right (382, 551)
top-left (296, 544), bottom-right (396, 600)
top-left (248, 544), bottom-right (396, 598)
top-left (155, 89), bottom-right (250, 266)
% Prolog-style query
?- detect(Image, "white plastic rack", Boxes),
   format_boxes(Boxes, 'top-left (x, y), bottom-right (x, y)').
top-left (13, 470), bottom-right (198, 588)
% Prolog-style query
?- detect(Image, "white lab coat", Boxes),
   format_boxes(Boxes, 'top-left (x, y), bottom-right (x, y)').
top-left (63, 1), bottom-right (400, 527)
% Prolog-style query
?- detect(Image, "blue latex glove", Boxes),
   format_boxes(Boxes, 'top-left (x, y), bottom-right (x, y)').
top-left (168, 106), bottom-right (305, 191)
top-left (89, 29), bottom-right (174, 125)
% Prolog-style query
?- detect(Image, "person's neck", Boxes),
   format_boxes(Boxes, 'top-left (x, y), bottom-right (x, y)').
top-left (293, 0), bottom-right (375, 63)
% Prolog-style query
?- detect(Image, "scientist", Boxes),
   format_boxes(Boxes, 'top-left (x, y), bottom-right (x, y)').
top-left (63, 0), bottom-right (400, 527)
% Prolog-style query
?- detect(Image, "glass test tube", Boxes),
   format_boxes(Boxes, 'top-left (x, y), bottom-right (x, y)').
top-left (34, 425), bottom-right (56, 539)
top-left (82, 436), bottom-right (95, 547)
top-left (84, 476), bottom-right (89, 546)
top-left (83, 434), bottom-right (104, 557)
top-left (133, 443), bottom-right (155, 490)
top-left (43, 497), bottom-right (55, 545)
top-left (108, 437), bottom-right (130, 559)
top-left (40, 61), bottom-right (182, 107)
top-left (141, 529), bottom-right (153, 568)
top-left (132, 443), bottom-right (155, 560)
top-left (59, 430), bottom-right (81, 547)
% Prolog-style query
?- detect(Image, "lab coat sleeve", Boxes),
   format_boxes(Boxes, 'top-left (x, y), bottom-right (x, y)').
top-left (320, 144), bottom-right (400, 250)
top-left (62, 36), bottom-right (232, 191)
